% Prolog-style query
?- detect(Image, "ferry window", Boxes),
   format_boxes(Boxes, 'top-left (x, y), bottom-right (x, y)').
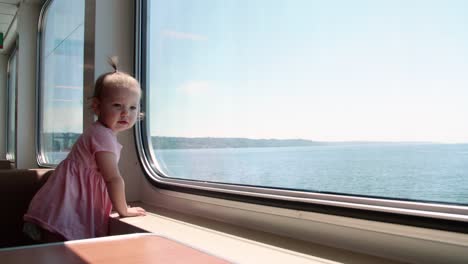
top-left (37, 0), bottom-right (84, 165)
top-left (6, 48), bottom-right (17, 162)
top-left (141, 1), bottom-right (468, 206)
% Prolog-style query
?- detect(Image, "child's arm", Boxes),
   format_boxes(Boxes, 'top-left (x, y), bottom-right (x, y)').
top-left (96, 152), bottom-right (146, 217)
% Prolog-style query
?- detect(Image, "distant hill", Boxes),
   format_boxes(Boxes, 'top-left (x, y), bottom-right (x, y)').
top-left (151, 136), bottom-right (326, 149)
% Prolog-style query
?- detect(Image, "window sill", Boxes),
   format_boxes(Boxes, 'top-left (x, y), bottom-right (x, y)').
top-left (109, 203), bottom-right (402, 264)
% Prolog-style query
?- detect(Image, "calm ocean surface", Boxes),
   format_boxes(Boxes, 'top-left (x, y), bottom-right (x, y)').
top-left (154, 143), bottom-right (468, 205)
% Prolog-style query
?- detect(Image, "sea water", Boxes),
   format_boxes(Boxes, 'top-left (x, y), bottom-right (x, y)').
top-left (154, 143), bottom-right (468, 205)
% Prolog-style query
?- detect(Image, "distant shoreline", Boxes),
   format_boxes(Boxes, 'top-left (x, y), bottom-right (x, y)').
top-left (41, 133), bottom-right (462, 150)
top-left (151, 136), bottom-right (444, 149)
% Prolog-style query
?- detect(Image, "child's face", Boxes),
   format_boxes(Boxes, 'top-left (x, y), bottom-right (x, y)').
top-left (94, 84), bottom-right (141, 134)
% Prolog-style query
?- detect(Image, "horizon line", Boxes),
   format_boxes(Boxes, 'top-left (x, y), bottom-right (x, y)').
top-left (151, 135), bottom-right (468, 144)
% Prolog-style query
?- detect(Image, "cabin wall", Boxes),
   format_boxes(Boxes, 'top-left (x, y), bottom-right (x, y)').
top-left (94, 0), bottom-right (142, 201)
top-left (0, 55), bottom-right (7, 158)
top-left (16, 2), bottom-right (41, 169)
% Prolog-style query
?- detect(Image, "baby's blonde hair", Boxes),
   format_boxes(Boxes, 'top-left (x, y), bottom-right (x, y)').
top-left (91, 57), bottom-right (144, 119)
top-left (92, 56), bottom-right (141, 99)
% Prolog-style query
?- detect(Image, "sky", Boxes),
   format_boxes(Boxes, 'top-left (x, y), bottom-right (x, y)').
top-left (146, 1), bottom-right (468, 143)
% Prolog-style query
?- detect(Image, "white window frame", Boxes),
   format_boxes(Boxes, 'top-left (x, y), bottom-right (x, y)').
top-left (134, 0), bottom-right (468, 230)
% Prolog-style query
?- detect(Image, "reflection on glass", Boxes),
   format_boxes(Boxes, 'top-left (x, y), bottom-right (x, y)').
top-left (6, 49), bottom-right (17, 161)
top-left (146, 1), bottom-right (468, 205)
top-left (39, 0), bottom-right (84, 164)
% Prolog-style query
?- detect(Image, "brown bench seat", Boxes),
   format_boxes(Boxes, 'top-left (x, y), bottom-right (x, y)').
top-left (0, 160), bottom-right (13, 170)
top-left (0, 169), bottom-right (53, 248)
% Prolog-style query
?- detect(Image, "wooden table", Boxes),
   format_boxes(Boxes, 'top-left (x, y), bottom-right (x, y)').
top-left (0, 233), bottom-right (230, 263)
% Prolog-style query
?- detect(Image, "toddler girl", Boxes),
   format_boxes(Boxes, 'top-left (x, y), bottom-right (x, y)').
top-left (24, 58), bottom-right (146, 242)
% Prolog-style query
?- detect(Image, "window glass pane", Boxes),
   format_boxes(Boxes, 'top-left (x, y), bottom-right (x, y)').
top-left (39, 0), bottom-right (84, 164)
top-left (6, 49), bottom-right (17, 161)
top-left (146, 1), bottom-right (468, 205)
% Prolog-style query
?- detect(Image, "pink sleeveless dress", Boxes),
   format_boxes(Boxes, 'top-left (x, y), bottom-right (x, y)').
top-left (24, 121), bottom-right (122, 240)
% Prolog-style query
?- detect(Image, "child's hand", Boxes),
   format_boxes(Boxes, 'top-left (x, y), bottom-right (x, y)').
top-left (120, 206), bottom-right (146, 217)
